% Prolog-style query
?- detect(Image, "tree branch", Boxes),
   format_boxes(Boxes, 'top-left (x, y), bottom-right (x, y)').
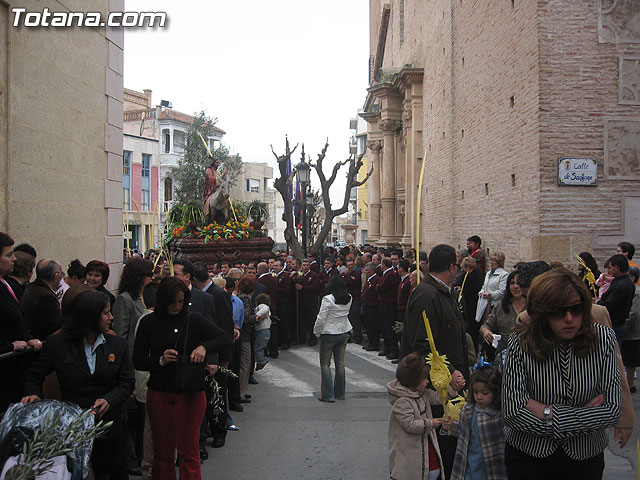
top-left (326, 158), bottom-right (350, 186)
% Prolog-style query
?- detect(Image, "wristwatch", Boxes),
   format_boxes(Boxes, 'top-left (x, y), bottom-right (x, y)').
top-left (543, 405), bottom-right (552, 425)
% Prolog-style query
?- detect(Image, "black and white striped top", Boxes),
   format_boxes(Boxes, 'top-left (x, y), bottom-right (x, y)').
top-left (502, 323), bottom-right (620, 460)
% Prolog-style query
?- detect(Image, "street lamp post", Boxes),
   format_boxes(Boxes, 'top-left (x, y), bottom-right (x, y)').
top-left (295, 153), bottom-right (311, 256)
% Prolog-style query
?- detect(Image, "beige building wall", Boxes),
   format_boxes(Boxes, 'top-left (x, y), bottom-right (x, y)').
top-left (0, 0), bottom-right (124, 290)
top-left (363, 0), bottom-right (640, 267)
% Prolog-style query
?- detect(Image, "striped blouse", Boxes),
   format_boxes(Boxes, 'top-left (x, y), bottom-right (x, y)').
top-left (502, 323), bottom-right (620, 460)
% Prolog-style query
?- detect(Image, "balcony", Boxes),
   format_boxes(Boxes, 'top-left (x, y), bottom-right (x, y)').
top-left (124, 109), bottom-right (156, 122)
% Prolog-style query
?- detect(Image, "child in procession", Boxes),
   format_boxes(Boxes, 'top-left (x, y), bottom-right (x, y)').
top-left (387, 352), bottom-right (453, 480)
top-left (447, 366), bottom-right (506, 480)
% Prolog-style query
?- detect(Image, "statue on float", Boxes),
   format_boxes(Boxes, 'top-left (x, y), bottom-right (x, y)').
top-left (203, 156), bottom-right (231, 225)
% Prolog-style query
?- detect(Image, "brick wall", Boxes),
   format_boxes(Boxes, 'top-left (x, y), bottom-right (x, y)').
top-left (537, 0), bottom-right (640, 266)
top-left (131, 163), bottom-right (142, 211)
top-left (368, 0), bottom-right (640, 266)
top-left (151, 165), bottom-right (159, 210)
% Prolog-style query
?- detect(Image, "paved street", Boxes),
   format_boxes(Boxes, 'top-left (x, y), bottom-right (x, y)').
top-left (199, 343), bottom-right (639, 480)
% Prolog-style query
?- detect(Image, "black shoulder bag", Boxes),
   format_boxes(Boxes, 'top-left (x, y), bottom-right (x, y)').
top-left (175, 314), bottom-right (206, 392)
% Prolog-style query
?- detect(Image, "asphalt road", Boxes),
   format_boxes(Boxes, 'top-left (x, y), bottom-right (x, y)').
top-left (199, 343), bottom-right (639, 480)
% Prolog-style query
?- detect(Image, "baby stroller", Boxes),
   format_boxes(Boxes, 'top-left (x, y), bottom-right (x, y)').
top-left (0, 400), bottom-right (95, 480)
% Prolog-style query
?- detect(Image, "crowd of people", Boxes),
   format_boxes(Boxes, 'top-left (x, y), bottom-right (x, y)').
top-left (388, 239), bottom-right (639, 480)
top-left (1, 229), bottom-right (639, 480)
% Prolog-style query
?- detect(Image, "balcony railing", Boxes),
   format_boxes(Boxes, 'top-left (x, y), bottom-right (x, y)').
top-left (124, 109), bottom-right (156, 122)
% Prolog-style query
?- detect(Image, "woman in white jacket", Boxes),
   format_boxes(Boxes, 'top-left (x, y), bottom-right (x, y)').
top-left (314, 275), bottom-right (352, 402)
top-left (474, 252), bottom-right (509, 348)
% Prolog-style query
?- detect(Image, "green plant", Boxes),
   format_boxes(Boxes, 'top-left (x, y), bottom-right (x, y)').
top-left (205, 367), bottom-right (238, 418)
top-left (6, 409), bottom-right (113, 480)
top-left (168, 200), bottom-right (205, 228)
top-left (247, 199), bottom-right (270, 221)
top-left (173, 111), bottom-right (243, 204)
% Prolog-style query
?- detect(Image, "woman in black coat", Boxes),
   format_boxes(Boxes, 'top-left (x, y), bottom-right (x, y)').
top-left (458, 256), bottom-right (483, 350)
top-left (133, 276), bottom-right (232, 480)
top-left (23, 290), bottom-right (134, 479)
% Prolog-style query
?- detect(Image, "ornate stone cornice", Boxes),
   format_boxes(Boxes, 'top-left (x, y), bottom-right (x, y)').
top-left (394, 67), bottom-right (424, 88)
top-left (367, 140), bottom-right (382, 153)
top-left (378, 119), bottom-right (402, 133)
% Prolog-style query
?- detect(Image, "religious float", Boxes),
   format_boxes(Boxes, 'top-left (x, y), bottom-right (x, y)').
top-left (166, 199), bottom-right (275, 269)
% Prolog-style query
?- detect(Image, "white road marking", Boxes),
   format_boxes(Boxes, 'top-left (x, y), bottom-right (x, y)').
top-left (256, 362), bottom-right (315, 397)
top-left (286, 347), bottom-right (387, 392)
top-left (344, 343), bottom-right (397, 373)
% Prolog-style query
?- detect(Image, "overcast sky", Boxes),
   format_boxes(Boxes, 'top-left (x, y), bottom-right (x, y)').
top-left (124, 0), bottom-right (370, 204)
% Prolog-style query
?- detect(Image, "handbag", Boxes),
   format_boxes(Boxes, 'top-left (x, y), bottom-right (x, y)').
top-left (174, 314), bottom-right (206, 392)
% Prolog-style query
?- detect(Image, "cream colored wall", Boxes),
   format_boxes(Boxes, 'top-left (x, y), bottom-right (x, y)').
top-left (1, 0), bottom-right (124, 290)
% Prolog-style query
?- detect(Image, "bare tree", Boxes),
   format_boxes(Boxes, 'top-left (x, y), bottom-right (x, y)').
top-left (272, 137), bottom-right (372, 257)
top-left (307, 140), bottom-right (372, 253)
top-left (271, 138), bottom-right (303, 258)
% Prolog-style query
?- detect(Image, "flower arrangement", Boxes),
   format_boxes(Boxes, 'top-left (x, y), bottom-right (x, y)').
top-left (165, 201), bottom-right (263, 245)
top-left (197, 219), bottom-right (252, 243)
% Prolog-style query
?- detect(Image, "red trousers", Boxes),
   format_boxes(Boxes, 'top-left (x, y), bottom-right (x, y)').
top-left (146, 389), bottom-right (206, 480)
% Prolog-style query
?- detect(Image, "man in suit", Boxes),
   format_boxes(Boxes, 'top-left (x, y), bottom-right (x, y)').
top-left (274, 259), bottom-right (292, 350)
top-left (342, 257), bottom-right (362, 344)
top-left (599, 254), bottom-right (636, 340)
top-left (20, 259), bottom-right (64, 341)
top-left (377, 257), bottom-right (400, 360)
top-left (0, 232), bottom-right (42, 413)
top-left (192, 261), bottom-right (239, 451)
top-left (394, 259), bottom-right (412, 364)
top-left (4, 251), bottom-right (35, 301)
top-left (401, 245), bottom-right (468, 478)
top-left (173, 259), bottom-right (215, 325)
top-left (307, 251), bottom-right (321, 274)
top-left (372, 253), bottom-right (383, 276)
top-left (319, 257), bottom-right (339, 296)
top-left (293, 259), bottom-right (320, 346)
top-left (362, 262), bottom-right (381, 351)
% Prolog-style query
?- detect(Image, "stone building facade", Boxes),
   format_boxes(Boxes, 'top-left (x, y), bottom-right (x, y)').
top-left (362, 0), bottom-right (640, 265)
top-left (0, 0), bottom-right (125, 291)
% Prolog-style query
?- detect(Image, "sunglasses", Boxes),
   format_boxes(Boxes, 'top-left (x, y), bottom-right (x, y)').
top-left (549, 303), bottom-right (583, 318)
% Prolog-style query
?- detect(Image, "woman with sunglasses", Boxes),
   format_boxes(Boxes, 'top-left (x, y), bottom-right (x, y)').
top-left (502, 269), bottom-right (621, 479)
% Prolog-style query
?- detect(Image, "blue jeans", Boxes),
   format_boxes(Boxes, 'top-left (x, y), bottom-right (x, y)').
top-left (254, 328), bottom-right (271, 365)
top-left (319, 333), bottom-right (347, 401)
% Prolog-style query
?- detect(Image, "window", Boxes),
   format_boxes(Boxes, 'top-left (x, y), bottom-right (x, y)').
top-left (142, 154), bottom-right (151, 177)
top-left (123, 151), bottom-right (131, 175)
top-left (164, 131), bottom-right (170, 153)
top-left (246, 178), bottom-right (260, 193)
top-left (123, 151), bottom-right (131, 210)
top-left (164, 177), bottom-right (173, 201)
top-left (123, 187), bottom-right (130, 211)
top-left (142, 189), bottom-right (150, 211)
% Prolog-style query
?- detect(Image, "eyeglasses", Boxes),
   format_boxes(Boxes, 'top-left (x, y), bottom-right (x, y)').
top-left (549, 303), bottom-right (583, 318)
